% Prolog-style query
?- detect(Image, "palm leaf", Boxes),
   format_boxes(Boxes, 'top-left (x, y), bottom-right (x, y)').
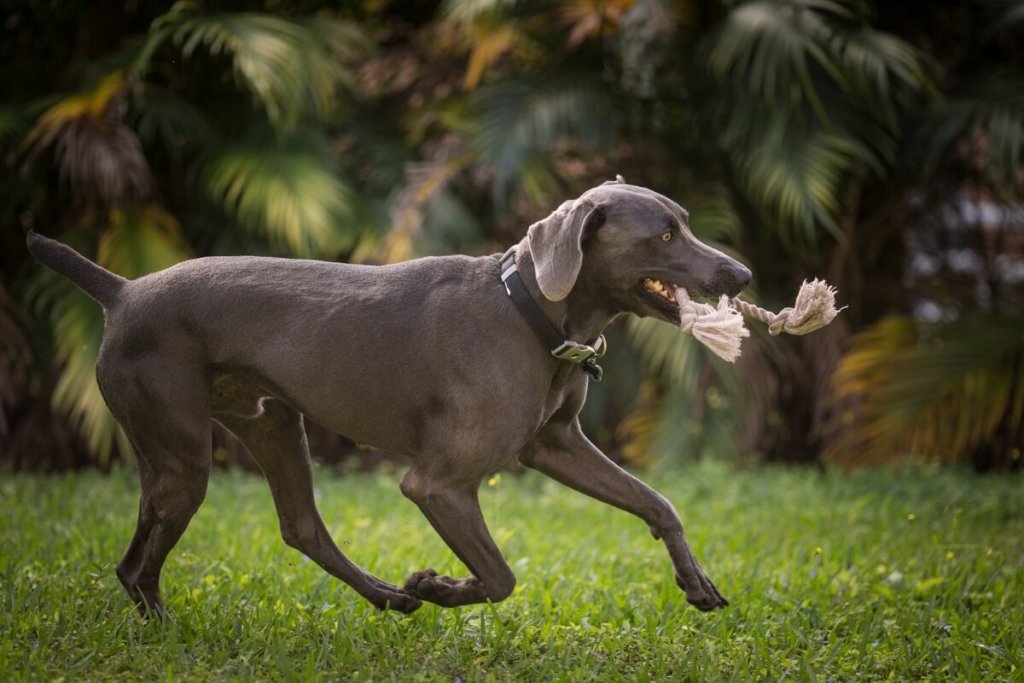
top-left (97, 205), bottom-right (192, 276)
top-left (913, 77), bottom-right (1024, 194)
top-left (201, 130), bottom-right (360, 257)
top-left (687, 188), bottom-right (745, 246)
top-left (136, 2), bottom-right (368, 131)
top-left (825, 316), bottom-right (1024, 466)
top-left (706, 1), bottom-right (927, 242)
top-left (707, 0), bottom-right (835, 121)
top-left (19, 71), bottom-right (151, 206)
top-left (621, 315), bottom-right (766, 466)
top-left (731, 118), bottom-right (860, 244)
top-left (707, 0), bottom-right (925, 127)
top-left (470, 77), bottom-right (617, 204)
top-left (129, 87), bottom-right (211, 154)
top-left (827, 25), bottom-right (927, 116)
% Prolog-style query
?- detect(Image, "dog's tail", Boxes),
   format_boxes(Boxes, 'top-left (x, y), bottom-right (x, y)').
top-left (26, 232), bottom-right (126, 308)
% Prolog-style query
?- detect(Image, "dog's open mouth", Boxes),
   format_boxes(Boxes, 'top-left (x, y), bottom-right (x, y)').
top-left (638, 277), bottom-right (682, 319)
top-left (642, 278), bottom-right (677, 305)
top-left (638, 277), bottom-right (718, 320)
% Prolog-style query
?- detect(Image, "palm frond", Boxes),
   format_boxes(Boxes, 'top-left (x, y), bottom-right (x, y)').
top-left (97, 205), bottom-right (192, 276)
top-left (470, 77), bottom-right (617, 203)
top-left (687, 188), bottom-right (744, 245)
top-left (136, 2), bottom-right (368, 131)
top-left (201, 130), bottom-right (360, 257)
top-left (707, 0), bottom-right (927, 132)
top-left (129, 87), bottom-right (211, 153)
top-left (828, 25), bottom-right (926, 113)
top-left (825, 316), bottom-right (1024, 466)
top-left (708, 0), bottom-right (833, 118)
top-left (621, 316), bottom-right (764, 466)
top-left (731, 118), bottom-right (860, 244)
top-left (19, 71), bottom-right (151, 206)
top-left (626, 316), bottom-right (705, 387)
top-left (913, 77), bottom-right (1024, 195)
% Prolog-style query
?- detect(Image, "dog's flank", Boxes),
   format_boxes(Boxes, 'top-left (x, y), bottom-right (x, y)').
top-left (27, 179), bottom-right (747, 617)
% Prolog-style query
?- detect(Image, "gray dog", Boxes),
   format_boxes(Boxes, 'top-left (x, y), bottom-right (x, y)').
top-left (27, 178), bottom-right (749, 616)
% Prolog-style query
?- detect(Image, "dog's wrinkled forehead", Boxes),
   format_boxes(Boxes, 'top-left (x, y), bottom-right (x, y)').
top-left (579, 182), bottom-right (690, 226)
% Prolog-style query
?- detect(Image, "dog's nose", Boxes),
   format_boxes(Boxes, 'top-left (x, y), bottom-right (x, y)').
top-left (732, 263), bottom-right (752, 290)
top-left (716, 260), bottom-right (751, 296)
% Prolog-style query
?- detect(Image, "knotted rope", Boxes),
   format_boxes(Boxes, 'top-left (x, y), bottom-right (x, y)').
top-left (676, 279), bottom-right (843, 362)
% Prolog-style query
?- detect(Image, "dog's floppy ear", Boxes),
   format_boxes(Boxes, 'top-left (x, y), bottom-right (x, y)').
top-left (527, 198), bottom-right (602, 302)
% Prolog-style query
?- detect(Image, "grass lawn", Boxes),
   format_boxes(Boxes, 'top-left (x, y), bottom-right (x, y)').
top-left (1, 462), bottom-right (1021, 681)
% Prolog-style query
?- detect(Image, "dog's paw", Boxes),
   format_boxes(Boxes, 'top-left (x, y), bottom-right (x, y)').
top-left (685, 590), bottom-right (729, 611)
top-left (404, 569), bottom-right (469, 605)
top-left (404, 568), bottom-right (438, 591)
top-left (675, 574), bottom-right (729, 611)
top-left (367, 584), bottom-right (422, 613)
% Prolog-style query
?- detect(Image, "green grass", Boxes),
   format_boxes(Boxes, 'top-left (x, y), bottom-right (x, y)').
top-left (1, 462), bottom-right (1021, 681)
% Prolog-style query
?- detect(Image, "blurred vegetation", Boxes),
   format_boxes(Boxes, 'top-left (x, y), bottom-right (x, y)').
top-left (1, 0), bottom-right (1021, 472)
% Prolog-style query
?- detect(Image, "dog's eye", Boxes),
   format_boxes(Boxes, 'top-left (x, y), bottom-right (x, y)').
top-left (661, 232), bottom-right (673, 242)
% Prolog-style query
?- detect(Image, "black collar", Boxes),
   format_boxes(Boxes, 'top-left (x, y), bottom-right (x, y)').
top-left (498, 247), bottom-right (606, 382)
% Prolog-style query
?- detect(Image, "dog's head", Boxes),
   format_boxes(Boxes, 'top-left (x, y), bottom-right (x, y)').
top-left (527, 178), bottom-right (752, 323)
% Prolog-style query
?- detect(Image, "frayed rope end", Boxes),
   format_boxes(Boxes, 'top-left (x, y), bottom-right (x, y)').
top-left (765, 278), bottom-right (845, 336)
top-left (676, 290), bottom-right (750, 363)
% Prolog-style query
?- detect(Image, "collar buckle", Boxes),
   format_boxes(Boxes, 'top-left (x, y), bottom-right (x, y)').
top-left (551, 336), bottom-right (607, 363)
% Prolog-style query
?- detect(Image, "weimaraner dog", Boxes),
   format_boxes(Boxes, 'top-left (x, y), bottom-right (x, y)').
top-left (27, 178), bottom-right (750, 616)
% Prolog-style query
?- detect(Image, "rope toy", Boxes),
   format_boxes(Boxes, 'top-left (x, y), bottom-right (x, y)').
top-left (675, 279), bottom-right (843, 362)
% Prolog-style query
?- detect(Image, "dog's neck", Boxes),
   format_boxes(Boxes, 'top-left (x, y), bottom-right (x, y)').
top-left (513, 239), bottom-right (620, 347)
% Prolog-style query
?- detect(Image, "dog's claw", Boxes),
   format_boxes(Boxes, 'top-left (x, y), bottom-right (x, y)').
top-left (374, 589), bottom-right (422, 613)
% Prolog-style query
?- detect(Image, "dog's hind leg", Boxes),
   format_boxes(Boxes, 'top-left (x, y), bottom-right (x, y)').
top-left (101, 357), bottom-right (213, 617)
top-left (212, 381), bottom-right (421, 613)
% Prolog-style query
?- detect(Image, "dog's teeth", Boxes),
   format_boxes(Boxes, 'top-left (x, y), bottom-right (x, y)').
top-left (643, 277), bottom-right (678, 303)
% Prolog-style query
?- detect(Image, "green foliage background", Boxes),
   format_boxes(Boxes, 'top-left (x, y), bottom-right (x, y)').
top-left (1, 0), bottom-right (1022, 470)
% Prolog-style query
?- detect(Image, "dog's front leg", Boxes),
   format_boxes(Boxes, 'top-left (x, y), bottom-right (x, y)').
top-left (521, 418), bottom-right (728, 611)
top-left (399, 467), bottom-right (517, 607)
